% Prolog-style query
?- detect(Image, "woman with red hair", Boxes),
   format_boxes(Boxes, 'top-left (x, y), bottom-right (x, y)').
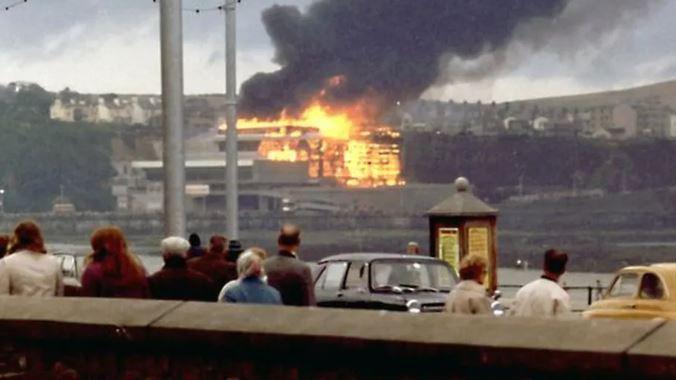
top-left (81, 226), bottom-right (149, 298)
top-left (0, 220), bottom-right (63, 296)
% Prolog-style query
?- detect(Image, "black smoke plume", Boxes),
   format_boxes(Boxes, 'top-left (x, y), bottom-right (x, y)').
top-left (239, 0), bottom-right (570, 118)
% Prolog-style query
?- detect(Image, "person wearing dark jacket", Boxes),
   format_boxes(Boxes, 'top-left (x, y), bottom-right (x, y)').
top-left (148, 237), bottom-right (215, 301)
top-left (263, 225), bottom-right (316, 306)
top-left (186, 233), bottom-right (206, 259)
top-left (188, 235), bottom-right (237, 299)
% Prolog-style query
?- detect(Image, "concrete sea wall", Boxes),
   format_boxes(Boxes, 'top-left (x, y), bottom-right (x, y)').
top-left (0, 297), bottom-right (675, 379)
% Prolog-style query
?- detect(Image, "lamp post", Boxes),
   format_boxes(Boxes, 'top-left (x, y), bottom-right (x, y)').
top-left (160, 0), bottom-right (187, 237)
top-left (0, 189), bottom-right (4, 214)
top-left (224, 0), bottom-right (242, 259)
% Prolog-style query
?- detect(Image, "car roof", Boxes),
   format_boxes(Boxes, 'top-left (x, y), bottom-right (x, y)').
top-left (619, 264), bottom-right (676, 275)
top-left (616, 264), bottom-right (676, 301)
top-left (651, 263), bottom-right (676, 271)
top-left (318, 253), bottom-right (443, 263)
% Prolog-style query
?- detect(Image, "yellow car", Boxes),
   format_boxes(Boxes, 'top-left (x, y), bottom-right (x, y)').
top-left (583, 264), bottom-right (676, 320)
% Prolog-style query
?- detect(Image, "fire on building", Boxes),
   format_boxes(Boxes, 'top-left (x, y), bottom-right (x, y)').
top-left (226, 101), bottom-right (404, 188)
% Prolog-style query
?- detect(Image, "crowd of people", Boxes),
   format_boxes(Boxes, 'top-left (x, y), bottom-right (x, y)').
top-left (0, 219), bottom-right (572, 318)
top-left (0, 220), bottom-right (316, 307)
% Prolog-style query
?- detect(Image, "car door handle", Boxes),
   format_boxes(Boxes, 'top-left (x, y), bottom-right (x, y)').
top-left (337, 293), bottom-right (344, 298)
top-left (621, 304), bottom-right (637, 309)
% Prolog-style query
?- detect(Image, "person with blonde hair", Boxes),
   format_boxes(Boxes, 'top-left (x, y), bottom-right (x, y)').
top-left (81, 226), bottom-right (149, 298)
top-left (218, 246), bottom-right (268, 301)
top-left (0, 221), bottom-right (63, 296)
top-left (445, 254), bottom-right (491, 315)
top-left (220, 248), bottom-right (281, 305)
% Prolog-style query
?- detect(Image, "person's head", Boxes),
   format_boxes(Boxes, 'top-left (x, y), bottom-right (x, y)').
top-left (237, 249), bottom-right (265, 279)
top-left (208, 234), bottom-right (228, 255)
top-left (406, 241), bottom-right (420, 255)
top-left (458, 254), bottom-right (488, 284)
top-left (0, 235), bottom-right (10, 258)
top-left (543, 248), bottom-right (568, 280)
top-left (91, 226), bottom-right (127, 257)
top-left (278, 224), bottom-right (301, 251)
top-left (161, 236), bottom-right (190, 261)
top-left (10, 220), bottom-right (46, 254)
top-left (89, 226), bottom-right (145, 279)
top-left (188, 233), bottom-right (201, 248)
top-left (246, 246), bottom-right (268, 261)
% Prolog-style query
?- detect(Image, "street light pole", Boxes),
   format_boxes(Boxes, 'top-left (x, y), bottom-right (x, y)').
top-left (0, 189), bottom-right (4, 214)
top-left (225, 0), bottom-right (242, 258)
top-left (160, 0), bottom-right (187, 237)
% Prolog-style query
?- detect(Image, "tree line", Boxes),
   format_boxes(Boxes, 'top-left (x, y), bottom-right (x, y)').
top-left (403, 132), bottom-right (676, 202)
top-left (0, 84), bottom-right (116, 212)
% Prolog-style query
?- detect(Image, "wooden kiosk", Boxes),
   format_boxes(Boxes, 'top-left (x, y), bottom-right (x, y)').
top-left (427, 177), bottom-right (499, 292)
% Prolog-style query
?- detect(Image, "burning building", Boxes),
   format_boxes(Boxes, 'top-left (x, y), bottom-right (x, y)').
top-left (230, 101), bottom-right (404, 187)
top-left (233, 1), bottom-right (579, 189)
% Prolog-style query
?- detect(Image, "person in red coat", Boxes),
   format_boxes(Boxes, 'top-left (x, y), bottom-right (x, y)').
top-left (188, 235), bottom-right (237, 300)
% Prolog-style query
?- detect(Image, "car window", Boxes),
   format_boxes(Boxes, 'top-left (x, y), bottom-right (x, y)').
top-left (639, 273), bottom-right (666, 300)
top-left (344, 262), bottom-right (366, 289)
top-left (320, 262), bottom-right (348, 290)
top-left (607, 273), bottom-right (639, 298)
top-left (313, 265), bottom-right (326, 284)
top-left (370, 260), bottom-right (456, 291)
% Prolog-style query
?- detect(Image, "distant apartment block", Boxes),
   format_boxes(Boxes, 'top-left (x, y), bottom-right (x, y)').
top-left (587, 101), bottom-right (676, 140)
top-left (50, 93), bottom-right (162, 125)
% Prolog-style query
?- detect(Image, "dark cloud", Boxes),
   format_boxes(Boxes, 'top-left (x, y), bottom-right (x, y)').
top-left (435, 0), bottom-right (665, 88)
top-left (239, 0), bottom-right (666, 118)
top-left (239, 0), bottom-right (570, 118)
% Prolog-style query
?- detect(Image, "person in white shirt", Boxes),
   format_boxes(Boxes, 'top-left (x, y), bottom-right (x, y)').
top-left (511, 249), bottom-right (570, 318)
top-left (0, 221), bottom-right (64, 297)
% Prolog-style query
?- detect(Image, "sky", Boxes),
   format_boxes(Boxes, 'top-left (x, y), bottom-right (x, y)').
top-left (1, 0), bottom-right (676, 103)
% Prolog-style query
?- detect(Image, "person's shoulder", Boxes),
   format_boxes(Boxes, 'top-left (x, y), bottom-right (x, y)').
top-left (290, 257), bottom-right (311, 269)
top-left (4, 250), bottom-right (30, 262)
top-left (45, 253), bottom-right (61, 263)
top-left (147, 268), bottom-right (169, 281)
top-left (515, 278), bottom-right (541, 295)
top-left (550, 282), bottom-right (569, 298)
top-left (83, 260), bottom-right (104, 276)
top-left (261, 281), bottom-right (282, 299)
top-left (187, 268), bottom-right (213, 283)
top-left (223, 281), bottom-right (243, 298)
top-left (263, 255), bottom-right (284, 268)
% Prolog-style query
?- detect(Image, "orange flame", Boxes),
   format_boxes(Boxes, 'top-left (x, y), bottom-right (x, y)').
top-left (236, 98), bottom-right (403, 187)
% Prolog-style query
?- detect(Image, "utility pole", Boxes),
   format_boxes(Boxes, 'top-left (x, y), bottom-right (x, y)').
top-left (225, 0), bottom-right (242, 258)
top-left (160, 0), bottom-right (186, 237)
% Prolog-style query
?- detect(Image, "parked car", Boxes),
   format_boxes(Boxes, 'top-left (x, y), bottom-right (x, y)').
top-left (314, 253), bottom-right (458, 313)
top-left (583, 263), bottom-right (676, 320)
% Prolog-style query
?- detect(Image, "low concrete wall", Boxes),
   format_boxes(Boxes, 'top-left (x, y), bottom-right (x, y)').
top-left (0, 297), bottom-right (674, 379)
